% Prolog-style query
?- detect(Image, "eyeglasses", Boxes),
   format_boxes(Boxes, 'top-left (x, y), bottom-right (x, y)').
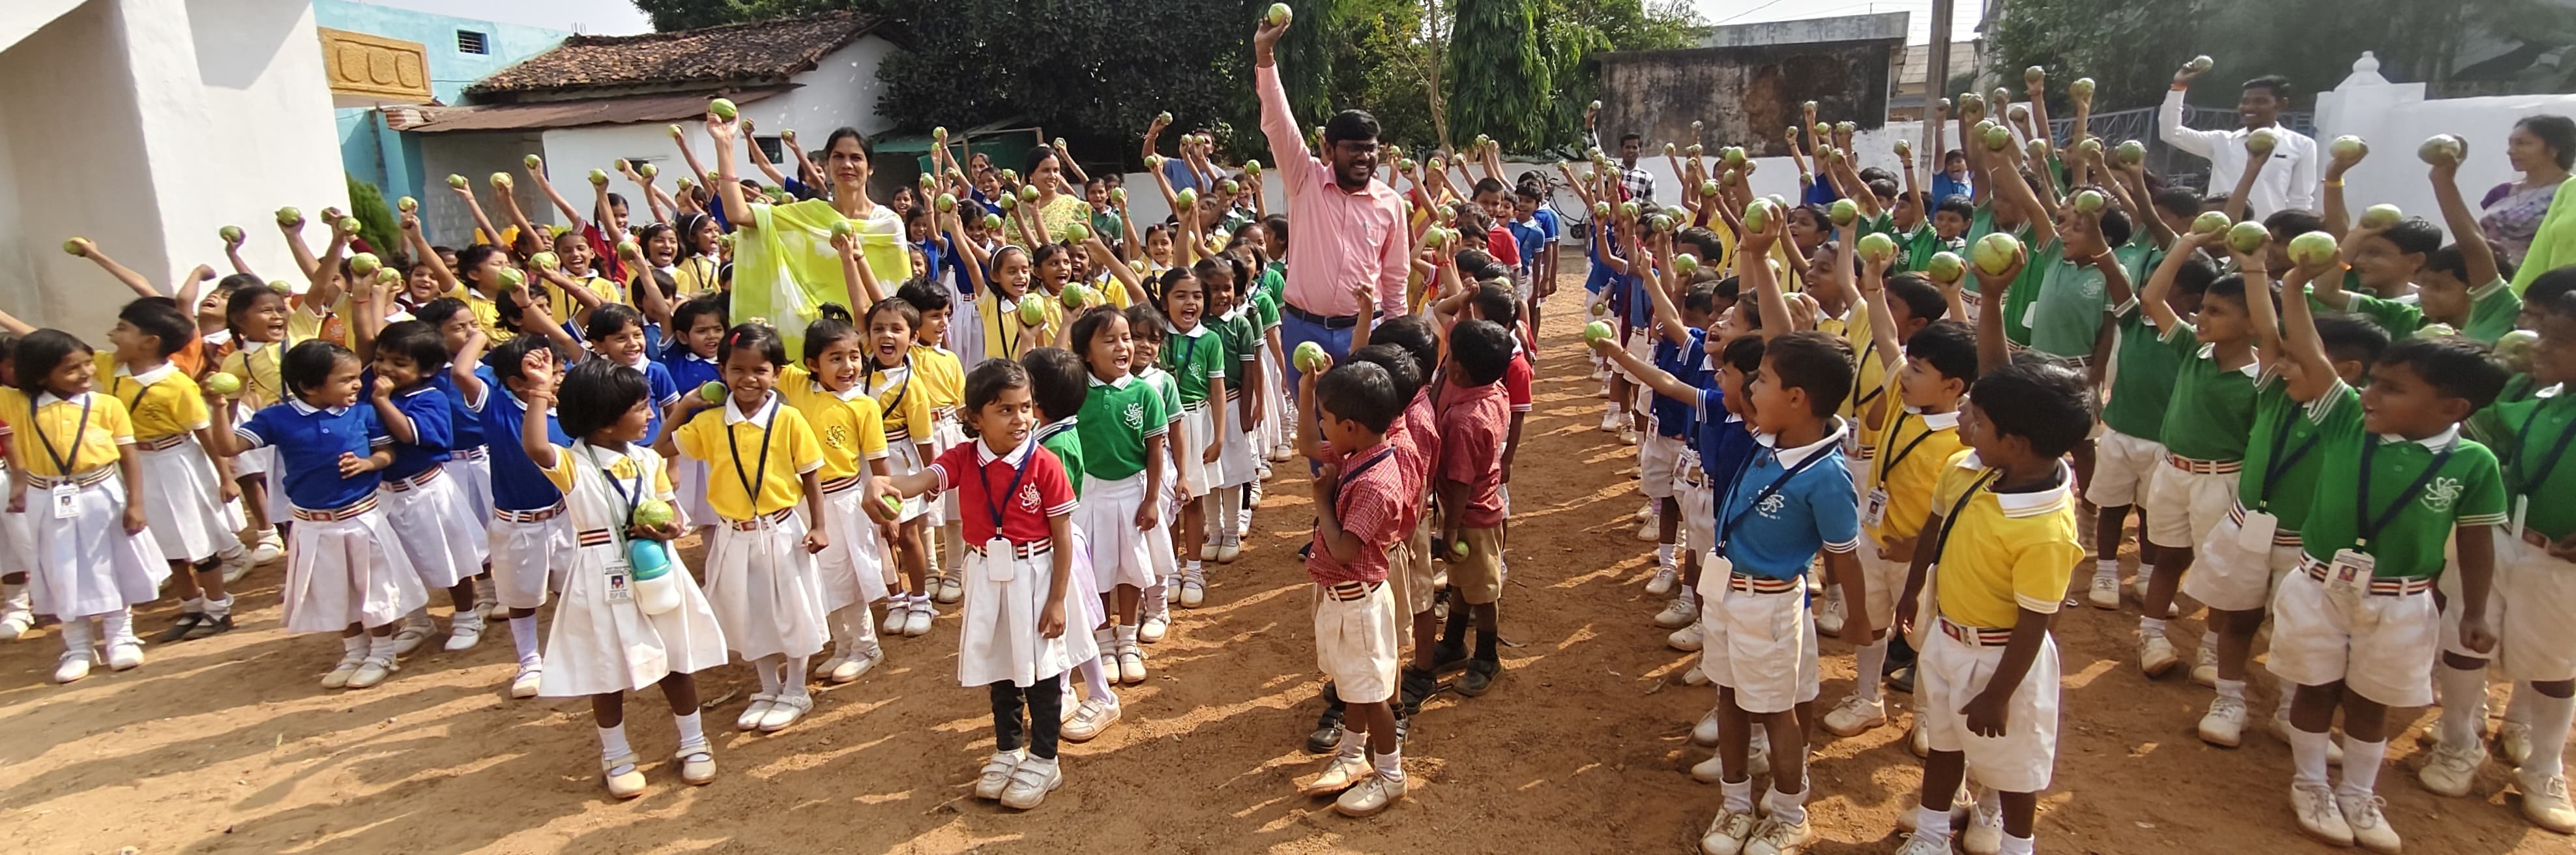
top-left (1331, 140), bottom-right (1381, 155)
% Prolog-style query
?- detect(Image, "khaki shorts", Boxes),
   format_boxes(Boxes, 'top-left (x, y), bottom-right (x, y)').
top-left (1448, 527), bottom-right (1506, 605)
top-left (2145, 460), bottom-right (2240, 551)
top-left (1388, 515), bottom-right (1439, 618)
top-left (1313, 582), bottom-right (1401, 704)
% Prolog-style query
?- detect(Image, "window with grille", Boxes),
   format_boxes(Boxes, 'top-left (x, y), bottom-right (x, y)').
top-left (457, 31), bottom-right (489, 55)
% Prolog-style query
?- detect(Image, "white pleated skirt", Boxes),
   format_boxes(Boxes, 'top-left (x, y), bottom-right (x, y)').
top-left (669, 456), bottom-right (718, 532)
top-left (812, 479), bottom-right (890, 610)
top-left (21, 472), bottom-right (168, 618)
top-left (133, 439), bottom-right (242, 563)
top-left (1257, 341), bottom-right (1289, 450)
top-left (443, 450), bottom-right (493, 532)
top-left (1174, 402), bottom-right (1214, 498)
top-left (1216, 390), bottom-right (1259, 488)
top-left (958, 543), bottom-right (1074, 688)
top-left (280, 502), bottom-right (425, 634)
top-left (540, 536), bottom-right (729, 697)
top-left (700, 512), bottom-right (830, 660)
top-left (1077, 472), bottom-right (1169, 592)
top-left (886, 442), bottom-right (933, 523)
top-left (379, 470), bottom-right (487, 590)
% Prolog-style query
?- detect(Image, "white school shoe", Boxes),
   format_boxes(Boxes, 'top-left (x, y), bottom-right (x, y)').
top-left (2291, 782), bottom-right (2354, 847)
top-left (250, 534), bottom-right (286, 566)
top-left (1699, 807), bottom-right (1757, 855)
top-left (1199, 540), bottom-right (1219, 562)
top-left (2086, 574), bottom-right (2121, 609)
top-left (678, 747), bottom-right (718, 786)
top-left (1692, 707), bottom-right (1723, 746)
top-left (2417, 740), bottom-right (2483, 797)
top-left (602, 751), bottom-right (647, 800)
top-left (1118, 645), bottom-right (1148, 685)
top-left (1892, 832), bottom-right (1953, 855)
top-left (1681, 655), bottom-right (1710, 686)
top-left (1689, 751), bottom-right (1728, 783)
top-left (2498, 721), bottom-right (2535, 768)
top-left (390, 615), bottom-right (436, 657)
top-left (934, 572), bottom-right (964, 605)
top-left (1821, 695), bottom-right (1886, 737)
top-left (1894, 790), bottom-right (1971, 832)
top-left (1218, 537), bottom-right (1242, 564)
top-left (999, 755), bottom-right (1062, 810)
top-left (1741, 814), bottom-right (1817, 855)
top-left (813, 654), bottom-right (850, 680)
top-left (2517, 768), bottom-right (2576, 833)
top-left (1656, 598), bottom-right (1698, 630)
top-left (2339, 792), bottom-right (2401, 854)
top-left (345, 652), bottom-right (398, 689)
top-left (2197, 695), bottom-right (2247, 747)
top-left (903, 600), bottom-right (935, 637)
top-left (1331, 770), bottom-right (1405, 817)
top-left (737, 694), bottom-right (778, 731)
top-left (321, 652), bottom-right (366, 689)
top-left (882, 603), bottom-right (909, 636)
top-left (1667, 621), bottom-right (1705, 652)
top-left (975, 749), bottom-right (1025, 800)
top-left (1138, 612), bottom-right (1170, 644)
top-left (509, 661), bottom-right (545, 699)
top-left (1813, 594), bottom-right (1847, 639)
top-left (53, 650), bottom-right (96, 684)
top-left (218, 549), bottom-right (253, 585)
top-left (1062, 697), bottom-right (1122, 742)
top-left (0, 607), bottom-right (33, 641)
top-left (1960, 794), bottom-right (2003, 855)
top-left (2190, 643), bottom-right (2219, 688)
top-left (1302, 755), bottom-right (1373, 796)
top-left (1619, 425), bottom-right (1637, 446)
top-left (105, 641), bottom-right (145, 671)
top-left (833, 648), bottom-right (885, 682)
top-left (2270, 714), bottom-right (2345, 764)
top-left (2137, 633), bottom-right (2180, 678)
top-left (1598, 410), bottom-right (1620, 433)
top-left (757, 693), bottom-right (813, 732)
top-left (1179, 578), bottom-right (1207, 609)
top-left (444, 614), bottom-right (485, 652)
top-left (1646, 564), bottom-right (1678, 596)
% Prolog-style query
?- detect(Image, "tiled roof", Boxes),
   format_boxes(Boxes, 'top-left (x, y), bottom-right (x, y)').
top-left (467, 11), bottom-right (881, 98)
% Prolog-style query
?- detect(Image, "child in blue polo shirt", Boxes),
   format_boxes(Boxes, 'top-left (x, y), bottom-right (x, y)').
top-left (463, 326), bottom-right (582, 700)
top-left (411, 298), bottom-right (500, 646)
top-left (209, 340), bottom-right (426, 691)
top-left (658, 297), bottom-right (727, 534)
top-left (353, 315), bottom-right (484, 659)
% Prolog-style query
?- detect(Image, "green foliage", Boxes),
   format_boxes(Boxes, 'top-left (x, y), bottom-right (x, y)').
top-left (343, 177), bottom-right (402, 266)
top-left (1529, 0), bottom-right (1695, 155)
top-left (630, 0), bottom-right (887, 31)
top-left (1446, 0), bottom-right (1551, 151)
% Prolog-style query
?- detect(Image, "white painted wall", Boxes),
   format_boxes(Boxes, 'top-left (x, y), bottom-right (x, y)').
top-left (2317, 56), bottom-right (2576, 242)
top-left (0, 0), bottom-right (345, 335)
top-left (418, 131), bottom-right (547, 244)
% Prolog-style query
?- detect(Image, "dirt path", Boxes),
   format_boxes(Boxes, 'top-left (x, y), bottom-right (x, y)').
top-left (3, 274), bottom-right (2566, 854)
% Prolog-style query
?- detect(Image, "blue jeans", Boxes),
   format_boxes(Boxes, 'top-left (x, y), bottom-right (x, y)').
top-left (1279, 309), bottom-right (1356, 398)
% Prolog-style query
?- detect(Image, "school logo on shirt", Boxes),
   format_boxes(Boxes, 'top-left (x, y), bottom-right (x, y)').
top-left (2422, 476), bottom-right (2463, 514)
top-left (1124, 401), bottom-right (1145, 430)
top-left (824, 423), bottom-right (849, 449)
top-left (1018, 483), bottom-right (1042, 511)
top-left (1757, 493), bottom-right (1789, 518)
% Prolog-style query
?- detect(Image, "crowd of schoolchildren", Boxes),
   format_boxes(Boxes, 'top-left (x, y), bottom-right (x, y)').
top-left (5, 20), bottom-right (2576, 850)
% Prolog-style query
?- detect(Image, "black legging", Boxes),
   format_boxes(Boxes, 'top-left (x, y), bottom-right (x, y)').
top-left (990, 674), bottom-right (1065, 759)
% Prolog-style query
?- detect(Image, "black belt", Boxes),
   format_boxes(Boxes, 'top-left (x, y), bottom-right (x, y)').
top-left (1284, 302), bottom-right (1362, 330)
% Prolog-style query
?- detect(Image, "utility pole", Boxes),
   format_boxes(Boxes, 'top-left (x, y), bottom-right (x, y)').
top-left (1921, 0), bottom-right (1955, 174)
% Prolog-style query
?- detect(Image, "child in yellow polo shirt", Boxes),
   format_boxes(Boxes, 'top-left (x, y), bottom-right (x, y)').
top-left (780, 308), bottom-right (895, 686)
top-left (659, 323), bottom-right (832, 734)
top-left (104, 300), bottom-right (247, 643)
top-left (2, 330), bottom-right (169, 684)
top-left (898, 282), bottom-right (971, 607)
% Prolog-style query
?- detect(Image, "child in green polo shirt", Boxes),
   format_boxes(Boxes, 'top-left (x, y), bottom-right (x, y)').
top-left (2131, 233), bottom-right (2265, 680)
top-left (2083, 251), bottom-right (2214, 611)
top-left (2267, 245), bottom-right (2510, 851)
top-left (2311, 164), bottom-right (2523, 344)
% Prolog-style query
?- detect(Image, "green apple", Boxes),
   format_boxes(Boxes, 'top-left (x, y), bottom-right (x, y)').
top-left (984, 214), bottom-right (1004, 230)
top-left (1685, 143), bottom-right (1703, 156)
top-left (589, 169), bottom-right (609, 186)
top-left (1220, 179), bottom-right (1241, 196)
top-left (1836, 121), bottom-right (1857, 136)
top-left (61, 238), bottom-right (84, 256)
top-left (349, 252), bottom-right (383, 277)
top-left (2068, 78), bottom-right (2096, 100)
top-left (269, 280), bottom-right (294, 294)
top-left (1981, 123), bottom-right (2013, 152)
top-left (698, 381), bottom-right (726, 403)
top-left (637, 163), bottom-right (658, 180)
top-left (934, 125), bottom-right (950, 140)
top-left (1722, 146), bottom-right (1747, 167)
top-left (1017, 184), bottom-right (1040, 203)
top-left (1894, 139), bottom-right (1912, 159)
top-left (1451, 539), bottom-right (1470, 558)
top-left (220, 225), bottom-right (244, 242)
top-left (448, 174), bottom-right (469, 189)
top-left (1588, 300), bottom-right (1611, 318)
top-left (2287, 231), bottom-right (2340, 267)
top-left (1060, 283), bottom-right (1090, 308)
top-left (1957, 93), bottom-right (1985, 115)
top-left (490, 172), bottom-right (513, 190)
top-left (1062, 222), bottom-right (1090, 243)
top-left (935, 193), bottom-right (958, 212)
top-left (2115, 139), bottom-right (2146, 165)
top-left (2025, 66), bottom-right (2045, 85)
top-left (397, 196), bottom-right (418, 213)
top-left (2330, 135), bottom-right (2367, 161)
top-left (2025, 138), bottom-right (2051, 161)
top-left (2226, 221), bottom-right (2269, 254)
top-left (337, 216), bottom-right (363, 233)
top-left (2359, 203), bottom-right (2403, 229)
top-left (615, 240), bottom-right (640, 257)
top-left (1589, 100), bottom-right (1602, 111)
top-left (999, 194), bottom-right (1018, 211)
top-left (523, 154), bottom-right (542, 170)
top-left (1423, 227), bottom-right (1446, 249)
top-left (2072, 189), bottom-right (2106, 214)
top-left (203, 372), bottom-right (242, 396)
top-left (1592, 201), bottom-right (1611, 218)
top-left (1700, 179), bottom-right (1720, 197)
top-left (497, 267), bottom-right (526, 289)
top-left (879, 493), bottom-right (903, 517)
top-left (2006, 103), bottom-right (2030, 124)
top-left (1647, 213), bottom-right (1672, 233)
top-left (1174, 188), bottom-right (1197, 210)
top-left (1664, 141), bottom-right (1678, 156)
top-left (377, 268), bottom-right (403, 287)
top-left (1293, 341), bottom-right (1329, 373)
top-left (632, 498), bottom-right (675, 527)
top-left (2191, 211), bottom-right (2231, 235)
top-left (1742, 199), bottom-right (1773, 232)
top-left (1813, 122), bottom-right (1831, 138)
top-left (2418, 134), bottom-right (2465, 165)
top-left (1673, 254), bottom-right (1699, 276)
top-left (2246, 128), bottom-right (2277, 156)
top-left (2074, 138), bottom-right (2103, 160)
top-left (1829, 198), bottom-right (1858, 225)
top-left (1396, 158), bottom-right (1417, 172)
top-left (1582, 320), bottom-right (1615, 345)
top-left (1244, 160), bottom-right (1263, 176)
top-left (1618, 200), bottom-right (1640, 220)
top-left (276, 206), bottom-right (302, 226)
top-left (1019, 298), bottom-right (1049, 326)
top-left (1802, 100), bottom-right (1819, 113)
top-left (1858, 232), bottom-right (1897, 263)
top-left (1990, 87), bottom-right (2012, 108)
top-left (830, 220), bottom-right (855, 240)
top-left (1971, 232), bottom-right (2023, 275)
top-left (2495, 328), bottom-right (2539, 375)
top-left (2185, 55), bottom-right (2213, 74)
top-left (708, 98), bottom-right (738, 121)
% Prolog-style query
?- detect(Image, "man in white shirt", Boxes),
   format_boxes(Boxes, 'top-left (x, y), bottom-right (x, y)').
top-left (2161, 64), bottom-right (2318, 219)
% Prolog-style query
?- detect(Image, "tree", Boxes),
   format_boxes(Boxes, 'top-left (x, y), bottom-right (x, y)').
top-left (1445, 0), bottom-right (1551, 151)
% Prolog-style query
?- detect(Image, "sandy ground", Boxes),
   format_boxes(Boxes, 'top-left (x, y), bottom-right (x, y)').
top-left (5, 275), bottom-right (2571, 855)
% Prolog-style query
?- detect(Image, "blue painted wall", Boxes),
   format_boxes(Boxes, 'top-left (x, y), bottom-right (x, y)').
top-left (314, 0), bottom-right (568, 207)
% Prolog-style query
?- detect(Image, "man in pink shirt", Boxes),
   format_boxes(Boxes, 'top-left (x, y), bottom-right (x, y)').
top-left (1253, 15), bottom-right (1412, 391)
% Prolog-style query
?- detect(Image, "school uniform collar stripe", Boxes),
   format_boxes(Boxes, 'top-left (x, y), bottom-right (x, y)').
top-left (975, 437), bottom-right (1036, 467)
top-left (2195, 343), bottom-right (2262, 379)
top-left (500, 386), bottom-right (556, 418)
top-left (1090, 372), bottom-right (1132, 388)
top-left (1759, 418), bottom-right (1849, 468)
top-left (1955, 452), bottom-right (2075, 517)
top-left (1034, 419), bottom-right (1078, 443)
top-left (2377, 423), bottom-right (2459, 450)
top-left (285, 398), bottom-right (351, 416)
top-left (724, 392), bottom-right (780, 426)
top-left (119, 362), bottom-right (177, 385)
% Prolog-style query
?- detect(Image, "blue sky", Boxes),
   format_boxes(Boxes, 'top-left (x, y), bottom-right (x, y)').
top-left (1690, 0), bottom-right (1987, 45)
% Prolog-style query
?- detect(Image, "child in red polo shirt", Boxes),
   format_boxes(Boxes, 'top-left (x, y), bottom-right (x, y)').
top-left (873, 359), bottom-right (1079, 811)
top-left (1291, 355), bottom-right (1414, 819)
top-left (1431, 319), bottom-right (1516, 697)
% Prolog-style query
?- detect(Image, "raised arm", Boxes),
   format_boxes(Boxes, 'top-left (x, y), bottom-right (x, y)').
top-left (1974, 246), bottom-right (2029, 376)
top-left (65, 239), bottom-right (164, 298)
top-left (705, 113), bottom-right (756, 231)
top-left (529, 157), bottom-right (591, 233)
top-left (491, 172), bottom-right (538, 253)
top-left (2320, 141), bottom-right (2364, 237)
top-left (671, 124), bottom-right (714, 190)
top-left (743, 120), bottom-right (791, 187)
top-left (2427, 150), bottom-right (2499, 287)
top-left (2279, 260), bottom-right (2339, 403)
top-left (448, 179), bottom-right (506, 251)
top-left (2138, 231), bottom-right (2202, 334)
top-left (280, 211), bottom-right (323, 278)
top-left (1987, 149), bottom-right (2060, 248)
top-left (834, 229), bottom-right (886, 309)
top-left (2220, 143), bottom-right (2268, 224)
top-left (2158, 62), bottom-right (2224, 158)
top-left (1742, 207), bottom-right (1795, 341)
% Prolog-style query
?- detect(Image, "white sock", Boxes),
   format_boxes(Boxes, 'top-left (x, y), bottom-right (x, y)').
top-left (1721, 777), bottom-right (1754, 813)
top-left (2139, 616), bottom-right (2165, 638)
top-left (2337, 736), bottom-right (2387, 799)
top-left (1765, 784), bottom-right (1809, 825)
top-left (60, 616), bottom-right (96, 654)
top-left (204, 594), bottom-right (233, 619)
top-left (598, 723), bottom-right (634, 766)
top-left (181, 596), bottom-right (207, 615)
top-left (2435, 663), bottom-right (2487, 749)
top-left (1914, 805), bottom-right (1954, 843)
top-left (508, 615), bottom-right (540, 665)
top-left (2199, 629), bottom-right (2219, 659)
top-left (2523, 692), bottom-right (2575, 778)
top-left (783, 656), bottom-right (812, 697)
top-left (1656, 543), bottom-right (1675, 568)
top-left (1677, 585), bottom-right (1699, 611)
top-left (367, 635), bottom-right (398, 661)
top-left (1113, 623), bottom-right (1139, 653)
top-left (2289, 725), bottom-right (2333, 788)
top-left (2216, 678), bottom-right (2246, 703)
top-left (1371, 744), bottom-right (1404, 783)
top-left (1998, 832), bottom-right (2035, 855)
top-left (1853, 640), bottom-right (1889, 704)
top-left (673, 711), bottom-right (708, 754)
top-left (2094, 558), bottom-right (2117, 583)
top-left (755, 654), bottom-right (785, 695)
top-left (100, 608), bottom-right (136, 646)
top-left (2507, 681), bottom-right (2538, 725)
top-left (1335, 726), bottom-right (1365, 761)
top-left (1080, 654), bottom-right (1116, 704)
top-left (339, 632), bottom-right (367, 658)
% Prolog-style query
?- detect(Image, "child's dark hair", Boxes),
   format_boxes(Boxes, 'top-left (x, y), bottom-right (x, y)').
top-left (224, 283), bottom-right (285, 336)
top-left (1471, 177), bottom-right (1507, 198)
top-left (2315, 315), bottom-right (2392, 366)
top-left (2380, 217), bottom-right (2444, 257)
top-left (2172, 253), bottom-right (2222, 297)
top-left (894, 280), bottom-right (952, 314)
top-left (1971, 358), bottom-right (2096, 458)
top-left (1675, 227), bottom-right (1728, 262)
top-left (1721, 332), bottom-right (1766, 375)
top-left (119, 298), bottom-right (196, 359)
top-left (1907, 320), bottom-right (1980, 384)
top-left (1886, 273), bottom-right (1948, 322)
top-left (1448, 319), bottom-right (1514, 387)
top-left (1371, 314), bottom-right (1441, 396)
top-left (962, 356), bottom-right (1031, 418)
top-left (1191, 254), bottom-right (1246, 297)
top-left (1763, 331), bottom-right (1856, 418)
top-left (483, 333), bottom-right (566, 386)
top-left (1935, 196), bottom-right (1975, 220)
top-left (1261, 214), bottom-right (1288, 246)
top-left (1123, 302), bottom-right (1168, 342)
top-left (557, 358), bottom-right (651, 439)
top-left (584, 303), bottom-right (647, 344)
top-left (416, 297), bottom-right (469, 328)
top-left (1156, 268), bottom-right (1199, 307)
top-left (2204, 272), bottom-right (2255, 309)
top-left (2527, 268), bottom-right (2576, 319)
top-left (720, 323), bottom-right (789, 369)
top-left (2242, 74), bottom-right (2293, 102)
top-left (282, 340), bottom-right (359, 395)
top-left (803, 304), bottom-right (862, 362)
top-left (2425, 244), bottom-right (2504, 283)
top-left (1470, 282), bottom-right (1519, 328)
top-left (1315, 361), bottom-right (1402, 434)
top-left (2153, 188), bottom-right (2204, 222)
top-left (673, 295), bottom-right (729, 336)
top-left (2381, 336), bottom-right (2510, 411)
top-left (864, 296), bottom-right (922, 336)
top-left (1682, 281), bottom-right (1721, 317)
top-left (1348, 344), bottom-right (1423, 401)
top-left (2095, 206), bottom-right (2134, 248)
top-left (1066, 306), bottom-right (1126, 368)
top-left (1019, 347), bottom-right (1089, 421)
top-left (376, 320), bottom-right (452, 371)
top-left (11, 330), bottom-right (92, 396)
top-left (2262, 208), bottom-right (2324, 239)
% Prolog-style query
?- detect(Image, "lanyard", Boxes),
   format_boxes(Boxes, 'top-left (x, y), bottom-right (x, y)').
top-left (1171, 328), bottom-right (1204, 388)
top-left (2253, 409), bottom-right (2323, 510)
top-left (995, 297), bottom-right (1021, 356)
top-left (868, 356), bottom-right (913, 425)
top-left (725, 395), bottom-right (779, 515)
top-left (1930, 469), bottom-right (2006, 563)
top-left (1849, 338), bottom-right (1883, 411)
top-left (1872, 413), bottom-right (1940, 489)
top-left (583, 443), bottom-right (647, 534)
top-left (2355, 437), bottom-right (2457, 547)
top-left (33, 394), bottom-right (93, 476)
top-left (1717, 442), bottom-right (1837, 549)
top-left (975, 444), bottom-right (1040, 534)
top-left (2511, 397), bottom-right (2576, 495)
top-left (1332, 446), bottom-right (1398, 518)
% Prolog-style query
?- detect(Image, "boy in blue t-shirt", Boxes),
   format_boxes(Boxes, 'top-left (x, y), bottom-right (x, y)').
top-left (460, 332), bottom-right (579, 700)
